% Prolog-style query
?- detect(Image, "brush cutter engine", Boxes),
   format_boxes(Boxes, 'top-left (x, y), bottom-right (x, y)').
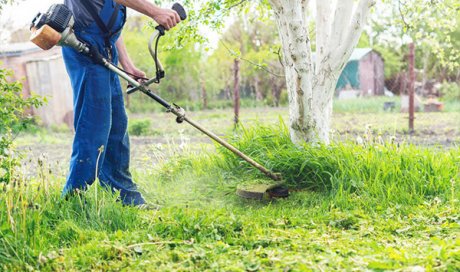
top-left (30, 4), bottom-right (89, 54)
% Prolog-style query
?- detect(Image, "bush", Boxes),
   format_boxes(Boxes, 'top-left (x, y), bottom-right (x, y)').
top-left (128, 118), bottom-right (153, 136)
top-left (440, 82), bottom-right (460, 101)
top-left (0, 68), bottom-right (43, 183)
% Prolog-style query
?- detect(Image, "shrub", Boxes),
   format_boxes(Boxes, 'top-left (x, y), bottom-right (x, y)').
top-left (0, 68), bottom-right (43, 183)
top-left (128, 118), bottom-right (153, 136)
top-left (440, 82), bottom-right (460, 101)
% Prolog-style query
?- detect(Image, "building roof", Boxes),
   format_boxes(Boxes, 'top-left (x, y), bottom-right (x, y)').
top-left (348, 48), bottom-right (373, 61)
top-left (312, 48), bottom-right (376, 62)
top-left (0, 42), bottom-right (41, 57)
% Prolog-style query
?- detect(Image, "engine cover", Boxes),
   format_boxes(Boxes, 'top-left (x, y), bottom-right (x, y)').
top-left (31, 4), bottom-right (72, 33)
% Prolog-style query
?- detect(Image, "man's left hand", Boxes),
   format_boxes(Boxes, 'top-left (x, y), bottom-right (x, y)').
top-left (125, 65), bottom-right (147, 82)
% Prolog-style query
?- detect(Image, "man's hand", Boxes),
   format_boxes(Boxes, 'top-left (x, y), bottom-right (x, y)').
top-left (115, 0), bottom-right (181, 30)
top-left (125, 65), bottom-right (146, 82)
top-left (151, 7), bottom-right (181, 30)
top-left (115, 37), bottom-right (147, 81)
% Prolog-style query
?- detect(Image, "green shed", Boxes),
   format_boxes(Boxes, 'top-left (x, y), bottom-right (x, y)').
top-left (336, 48), bottom-right (384, 96)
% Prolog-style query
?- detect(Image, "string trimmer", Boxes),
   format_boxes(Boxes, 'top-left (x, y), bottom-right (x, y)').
top-left (29, 3), bottom-right (288, 199)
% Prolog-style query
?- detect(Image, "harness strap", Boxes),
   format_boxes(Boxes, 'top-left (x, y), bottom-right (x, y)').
top-left (106, 4), bottom-right (120, 37)
top-left (80, 0), bottom-right (120, 47)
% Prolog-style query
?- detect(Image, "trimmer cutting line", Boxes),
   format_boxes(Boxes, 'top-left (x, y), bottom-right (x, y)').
top-left (29, 3), bottom-right (288, 199)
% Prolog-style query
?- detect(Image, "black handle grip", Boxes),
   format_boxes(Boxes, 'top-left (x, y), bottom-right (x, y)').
top-left (156, 3), bottom-right (187, 34)
top-left (172, 3), bottom-right (187, 21)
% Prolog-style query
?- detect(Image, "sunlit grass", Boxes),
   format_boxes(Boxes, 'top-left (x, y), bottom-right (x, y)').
top-left (2, 122), bottom-right (459, 271)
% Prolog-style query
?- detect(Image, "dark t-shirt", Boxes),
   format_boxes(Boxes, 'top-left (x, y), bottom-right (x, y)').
top-left (64, 0), bottom-right (104, 29)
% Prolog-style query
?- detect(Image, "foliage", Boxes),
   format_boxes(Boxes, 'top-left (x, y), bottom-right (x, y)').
top-left (369, 0), bottom-right (460, 80)
top-left (440, 82), bottom-right (460, 102)
top-left (376, 46), bottom-right (404, 79)
top-left (0, 0), bottom-right (16, 12)
top-left (216, 15), bottom-right (285, 105)
top-left (123, 19), bottom-right (205, 103)
top-left (123, 13), bottom-right (286, 110)
top-left (1, 123), bottom-right (459, 270)
top-left (0, 68), bottom-right (43, 183)
top-left (128, 118), bottom-right (154, 136)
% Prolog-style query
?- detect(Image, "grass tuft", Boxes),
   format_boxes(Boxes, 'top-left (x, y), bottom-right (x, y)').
top-left (217, 122), bottom-right (459, 207)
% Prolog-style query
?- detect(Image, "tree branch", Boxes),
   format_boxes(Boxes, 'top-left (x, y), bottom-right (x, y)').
top-left (220, 40), bottom-right (285, 78)
top-left (398, 0), bottom-right (411, 32)
top-left (332, 0), bottom-right (374, 70)
top-left (330, 0), bottom-right (354, 49)
top-left (225, 0), bottom-right (249, 11)
top-left (315, 0), bottom-right (334, 75)
top-left (300, 0), bottom-right (310, 26)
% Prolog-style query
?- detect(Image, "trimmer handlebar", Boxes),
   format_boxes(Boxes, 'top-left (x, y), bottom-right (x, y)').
top-left (173, 3), bottom-right (187, 21)
top-left (127, 3), bottom-right (187, 93)
top-left (155, 3), bottom-right (187, 35)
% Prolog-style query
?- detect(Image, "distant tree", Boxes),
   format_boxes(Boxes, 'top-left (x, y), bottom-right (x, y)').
top-left (211, 15), bottom-right (285, 106)
top-left (368, 0), bottom-right (460, 81)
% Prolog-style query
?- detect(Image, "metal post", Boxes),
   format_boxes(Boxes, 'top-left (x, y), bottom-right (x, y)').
top-left (408, 43), bottom-right (415, 132)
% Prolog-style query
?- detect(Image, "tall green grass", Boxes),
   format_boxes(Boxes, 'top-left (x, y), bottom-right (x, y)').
top-left (333, 96), bottom-right (460, 113)
top-left (1, 123), bottom-right (459, 271)
top-left (0, 176), bottom-right (141, 270)
top-left (217, 122), bottom-right (459, 207)
top-left (333, 96), bottom-right (401, 113)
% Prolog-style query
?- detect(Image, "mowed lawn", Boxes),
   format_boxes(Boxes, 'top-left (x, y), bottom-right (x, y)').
top-left (2, 99), bottom-right (459, 271)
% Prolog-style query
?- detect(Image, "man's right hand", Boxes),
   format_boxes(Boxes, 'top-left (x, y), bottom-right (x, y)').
top-left (151, 7), bottom-right (181, 30)
top-left (114, 0), bottom-right (181, 30)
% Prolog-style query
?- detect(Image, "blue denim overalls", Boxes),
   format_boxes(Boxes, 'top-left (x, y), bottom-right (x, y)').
top-left (61, 0), bottom-right (145, 205)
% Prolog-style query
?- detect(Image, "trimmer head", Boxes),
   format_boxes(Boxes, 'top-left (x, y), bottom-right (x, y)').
top-left (236, 182), bottom-right (289, 200)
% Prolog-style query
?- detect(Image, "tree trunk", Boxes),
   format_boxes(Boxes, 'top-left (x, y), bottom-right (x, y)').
top-left (225, 83), bottom-right (231, 100)
top-left (201, 78), bottom-right (208, 110)
top-left (254, 75), bottom-right (263, 101)
top-left (268, 0), bottom-right (373, 144)
top-left (271, 78), bottom-right (283, 107)
top-left (233, 59), bottom-right (240, 126)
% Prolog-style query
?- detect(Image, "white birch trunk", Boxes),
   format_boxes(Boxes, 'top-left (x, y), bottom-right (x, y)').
top-left (268, 0), bottom-right (374, 144)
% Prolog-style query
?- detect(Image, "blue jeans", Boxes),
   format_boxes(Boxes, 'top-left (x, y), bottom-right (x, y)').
top-left (61, 0), bottom-right (145, 205)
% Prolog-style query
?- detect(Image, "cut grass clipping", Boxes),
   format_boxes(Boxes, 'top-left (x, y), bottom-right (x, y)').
top-left (1, 122), bottom-right (459, 271)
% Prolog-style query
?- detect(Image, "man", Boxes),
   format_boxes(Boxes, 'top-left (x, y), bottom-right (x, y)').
top-left (61, 0), bottom-right (180, 206)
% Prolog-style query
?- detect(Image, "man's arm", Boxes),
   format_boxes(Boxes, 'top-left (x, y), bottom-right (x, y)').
top-left (116, 36), bottom-right (145, 79)
top-left (114, 1), bottom-right (181, 78)
top-left (114, 0), bottom-right (180, 30)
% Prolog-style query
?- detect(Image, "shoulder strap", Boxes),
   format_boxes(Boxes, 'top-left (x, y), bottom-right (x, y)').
top-left (80, 0), bottom-right (110, 34)
top-left (80, 0), bottom-right (120, 45)
top-left (106, 4), bottom-right (120, 35)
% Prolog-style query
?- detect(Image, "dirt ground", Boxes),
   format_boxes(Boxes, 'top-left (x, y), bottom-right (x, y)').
top-left (17, 107), bottom-right (460, 178)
